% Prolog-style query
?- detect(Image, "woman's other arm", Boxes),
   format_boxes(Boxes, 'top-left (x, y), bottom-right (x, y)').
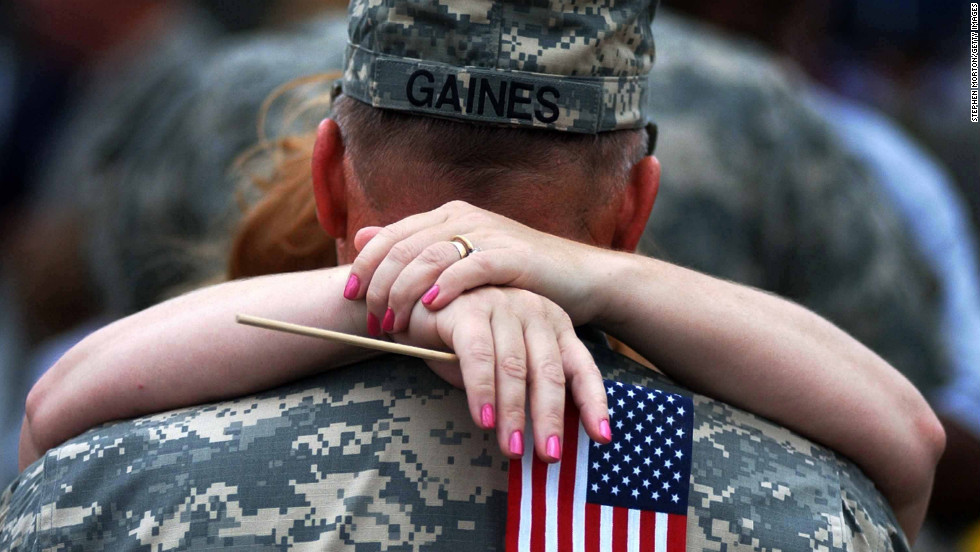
top-left (345, 201), bottom-right (945, 541)
top-left (591, 251), bottom-right (944, 542)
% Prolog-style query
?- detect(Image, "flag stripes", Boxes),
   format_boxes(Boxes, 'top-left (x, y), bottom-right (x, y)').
top-left (507, 380), bottom-right (691, 551)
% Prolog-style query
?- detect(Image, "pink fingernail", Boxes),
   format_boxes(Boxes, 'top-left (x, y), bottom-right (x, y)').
top-left (509, 430), bottom-right (524, 455)
top-left (343, 274), bottom-right (360, 300)
top-left (382, 308), bottom-right (395, 332)
top-left (599, 419), bottom-right (612, 441)
top-left (481, 404), bottom-right (495, 428)
top-left (367, 313), bottom-right (381, 337)
top-left (421, 285), bottom-right (439, 305)
top-left (547, 435), bottom-right (561, 461)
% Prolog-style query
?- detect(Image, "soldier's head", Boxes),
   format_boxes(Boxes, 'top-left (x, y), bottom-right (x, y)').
top-left (311, 0), bottom-right (662, 264)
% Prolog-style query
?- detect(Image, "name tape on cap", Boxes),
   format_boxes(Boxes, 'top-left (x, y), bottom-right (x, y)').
top-left (374, 59), bottom-right (603, 132)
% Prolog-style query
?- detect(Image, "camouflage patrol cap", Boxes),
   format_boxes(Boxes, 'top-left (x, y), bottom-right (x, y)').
top-left (342, 0), bottom-right (658, 134)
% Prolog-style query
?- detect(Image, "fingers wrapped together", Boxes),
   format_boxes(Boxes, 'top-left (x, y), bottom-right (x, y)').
top-left (342, 201), bottom-right (612, 462)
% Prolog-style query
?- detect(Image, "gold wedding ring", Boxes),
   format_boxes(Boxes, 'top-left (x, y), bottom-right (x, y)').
top-left (450, 235), bottom-right (476, 259)
top-left (450, 240), bottom-right (468, 259)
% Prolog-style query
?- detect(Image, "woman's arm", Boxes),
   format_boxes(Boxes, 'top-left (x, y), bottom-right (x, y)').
top-left (22, 266), bottom-right (610, 468)
top-left (22, 267), bottom-right (369, 467)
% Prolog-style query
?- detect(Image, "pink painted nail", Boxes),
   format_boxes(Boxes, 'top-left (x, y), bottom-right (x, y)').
top-left (382, 308), bottom-right (395, 332)
top-left (367, 313), bottom-right (381, 337)
top-left (421, 285), bottom-right (439, 305)
top-left (547, 435), bottom-right (561, 461)
top-left (481, 404), bottom-right (495, 428)
top-left (509, 430), bottom-right (524, 455)
top-left (343, 274), bottom-right (360, 299)
top-left (599, 419), bottom-right (612, 441)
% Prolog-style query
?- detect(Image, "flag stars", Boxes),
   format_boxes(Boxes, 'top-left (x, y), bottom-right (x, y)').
top-left (587, 381), bottom-right (691, 511)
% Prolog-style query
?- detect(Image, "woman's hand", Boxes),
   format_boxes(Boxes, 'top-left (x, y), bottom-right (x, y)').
top-left (395, 285), bottom-right (611, 463)
top-left (342, 201), bottom-right (615, 462)
top-left (343, 200), bottom-right (611, 334)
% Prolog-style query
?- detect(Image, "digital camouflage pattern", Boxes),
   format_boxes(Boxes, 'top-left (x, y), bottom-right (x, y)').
top-left (642, 12), bottom-right (947, 394)
top-left (343, 0), bottom-right (656, 133)
top-left (0, 339), bottom-right (909, 551)
top-left (0, 9), bottom-right (936, 551)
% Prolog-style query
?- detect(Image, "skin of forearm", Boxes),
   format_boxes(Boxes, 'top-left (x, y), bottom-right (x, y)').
top-left (20, 244), bottom-right (943, 541)
top-left (22, 267), bottom-right (371, 466)
top-left (590, 250), bottom-right (943, 541)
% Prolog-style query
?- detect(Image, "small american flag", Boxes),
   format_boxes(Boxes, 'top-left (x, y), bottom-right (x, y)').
top-left (506, 380), bottom-right (693, 552)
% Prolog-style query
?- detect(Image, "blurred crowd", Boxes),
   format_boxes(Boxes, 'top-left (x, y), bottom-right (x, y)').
top-left (0, 0), bottom-right (976, 549)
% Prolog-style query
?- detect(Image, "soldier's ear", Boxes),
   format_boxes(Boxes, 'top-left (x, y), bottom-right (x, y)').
top-left (611, 155), bottom-right (659, 252)
top-left (311, 118), bottom-right (348, 239)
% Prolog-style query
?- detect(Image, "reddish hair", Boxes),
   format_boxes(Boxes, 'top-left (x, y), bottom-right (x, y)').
top-left (227, 75), bottom-right (338, 280)
top-left (227, 134), bottom-right (335, 279)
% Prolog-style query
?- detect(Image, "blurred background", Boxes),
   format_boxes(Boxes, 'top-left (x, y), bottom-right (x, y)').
top-left (0, 0), bottom-right (976, 549)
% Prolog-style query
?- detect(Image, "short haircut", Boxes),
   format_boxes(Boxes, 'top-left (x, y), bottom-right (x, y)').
top-left (331, 95), bottom-right (648, 211)
top-left (229, 87), bottom-right (648, 279)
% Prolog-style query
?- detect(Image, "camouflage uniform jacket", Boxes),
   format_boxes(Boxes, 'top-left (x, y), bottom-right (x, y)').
top-left (0, 335), bottom-right (908, 551)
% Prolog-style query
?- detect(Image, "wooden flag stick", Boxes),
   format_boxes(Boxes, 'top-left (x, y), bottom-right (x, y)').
top-left (235, 314), bottom-right (458, 362)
